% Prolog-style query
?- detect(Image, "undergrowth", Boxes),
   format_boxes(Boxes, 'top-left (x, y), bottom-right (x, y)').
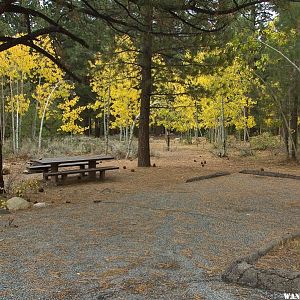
top-left (3, 136), bottom-right (138, 160)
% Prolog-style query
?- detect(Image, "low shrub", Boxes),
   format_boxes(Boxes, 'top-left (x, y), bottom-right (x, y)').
top-left (4, 135), bottom-right (138, 159)
top-left (10, 179), bottom-right (40, 198)
top-left (250, 133), bottom-right (281, 150)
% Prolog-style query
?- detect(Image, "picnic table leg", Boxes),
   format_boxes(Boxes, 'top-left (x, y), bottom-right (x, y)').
top-left (100, 170), bottom-right (105, 180)
top-left (80, 164), bottom-right (86, 176)
top-left (50, 163), bottom-right (59, 183)
top-left (88, 161), bottom-right (97, 179)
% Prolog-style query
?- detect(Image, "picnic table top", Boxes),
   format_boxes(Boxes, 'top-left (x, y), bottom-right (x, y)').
top-left (30, 155), bottom-right (114, 165)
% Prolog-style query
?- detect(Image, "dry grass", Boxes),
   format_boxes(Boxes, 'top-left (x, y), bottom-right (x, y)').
top-left (3, 136), bottom-right (138, 160)
top-left (255, 237), bottom-right (300, 272)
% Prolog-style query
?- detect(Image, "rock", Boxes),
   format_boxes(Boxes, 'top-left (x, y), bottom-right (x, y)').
top-left (223, 261), bottom-right (251, 282)
top-left (239, 267), bottom-right (258, 287)
top-left (33, 202), bottom-right (47, 208)
top-left (0, 208), bottom-right (10, 214)
top-left (2, 167), bottom-right (10, 175)
top-left (6, 197), bottom-right (31, 211)
top-left (101, 188), bottom-right (111, 194)
top-left (38, 187), bottom-right (44, 193)
top-left (123, 166), bottom-right (126, 169)
top-left (130, 169), bottom-right (135, 172)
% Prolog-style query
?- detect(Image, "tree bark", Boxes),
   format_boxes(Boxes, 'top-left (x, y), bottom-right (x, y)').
top-left (95, 118), bottom-right (100, 137)
top-left (138, 3), bottom-right (153, 167)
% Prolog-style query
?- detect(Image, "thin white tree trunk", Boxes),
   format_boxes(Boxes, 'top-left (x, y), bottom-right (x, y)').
top-left (126, 114), bottom-right (139, 159)
top-left (119, 126), bottom-right (122, 142)
top-left (259, 40), bottom-right (300, 73)
top-left (105, 79), bottom-right (111, 155)
top-left (194, 101), bottom-right (199, 138)
top-left (0, 77), bottom-right (5, 141)
top-left (9, 79), bottom-right (16, 153)
top-left (220, 98), bottom-right (226, 156)
top-left (38, 81), bottom-right (60, 151)
top-left (16, 80), bottom-right (20, 152)
top-left (125, 125), bottom-right (129, 144)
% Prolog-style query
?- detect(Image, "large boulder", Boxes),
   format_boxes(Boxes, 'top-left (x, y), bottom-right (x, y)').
top-left (6, 197), bottom-right (31, 211)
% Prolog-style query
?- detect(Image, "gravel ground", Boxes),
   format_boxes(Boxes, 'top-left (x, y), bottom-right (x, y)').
top-left (1, 173), bottom-right (299, 300)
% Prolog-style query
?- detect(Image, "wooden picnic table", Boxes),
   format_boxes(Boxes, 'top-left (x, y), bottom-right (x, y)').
top-left (30, 155), bottom-right (116, 183)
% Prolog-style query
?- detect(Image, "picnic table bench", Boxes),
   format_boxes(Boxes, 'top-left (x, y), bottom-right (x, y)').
top-left (29, 155), bottom-right (119, 184)
top-left (27, 161), bottom-right (93, 173)
top-left (46, 166), bottom-right (119, 182)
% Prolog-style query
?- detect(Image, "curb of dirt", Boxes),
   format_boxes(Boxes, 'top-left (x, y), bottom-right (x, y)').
top-left (222, 231), bottom-right (300, 292)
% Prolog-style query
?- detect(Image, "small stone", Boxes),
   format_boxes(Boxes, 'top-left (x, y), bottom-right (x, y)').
top-left (260, 168), bottom-right (264, 172)
top-left (123, 166), bottom-right (127, 169)
top-left (204, 160), bottom-right (206, 164)
top-left (93, 200), bottom-right (102, 203)
top-left (2, 167), bottom-right (10, 175)
top-left (38, 187), bottom-right (44, 193)
top-left (101, 188), bottom-right (111, 194)
top-left (194, 159), bottom-right (197, 162)
top-left (152, 163), bottom-right (156, 167)
top-left (0, 208), bottom-right (10, 214)
top-left (66, 201), bottom-right (71, 204)
top-left (201, 164), bottom-right (204, 167)
top-left (33, 202), bottom-right (47, 208)
top-left (6, 197), bottom-right (31, 211)
top-left (130, 169), bottom-right (135, 172)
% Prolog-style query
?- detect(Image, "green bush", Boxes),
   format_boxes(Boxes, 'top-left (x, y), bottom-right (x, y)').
top-left (250, 133), bottom-right (281, 150)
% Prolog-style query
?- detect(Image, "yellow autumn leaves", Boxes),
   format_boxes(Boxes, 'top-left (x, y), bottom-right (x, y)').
top-left (89, 36), bottom-right (140, 131)
top-left (89, 35), bottom-right (257, 134)
top-left (1, 33), bottom-right (259, 143)
top-left (0, 35), bottom-right (86, 150)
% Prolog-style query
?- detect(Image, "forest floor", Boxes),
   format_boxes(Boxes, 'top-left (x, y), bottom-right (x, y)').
top-left (1, 139), bottom-right (299, 299)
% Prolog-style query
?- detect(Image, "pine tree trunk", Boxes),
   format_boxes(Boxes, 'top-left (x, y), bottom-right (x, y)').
top-left (95, 118), bottom-right (100, 138)
top-left (138, 3), bottom-right (153, 167)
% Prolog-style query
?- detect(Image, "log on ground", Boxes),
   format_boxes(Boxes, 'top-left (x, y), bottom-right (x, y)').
top-left (239, 170), bottom-right (300, 180)
top-left (186, 171), bottom-right (231, 183)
